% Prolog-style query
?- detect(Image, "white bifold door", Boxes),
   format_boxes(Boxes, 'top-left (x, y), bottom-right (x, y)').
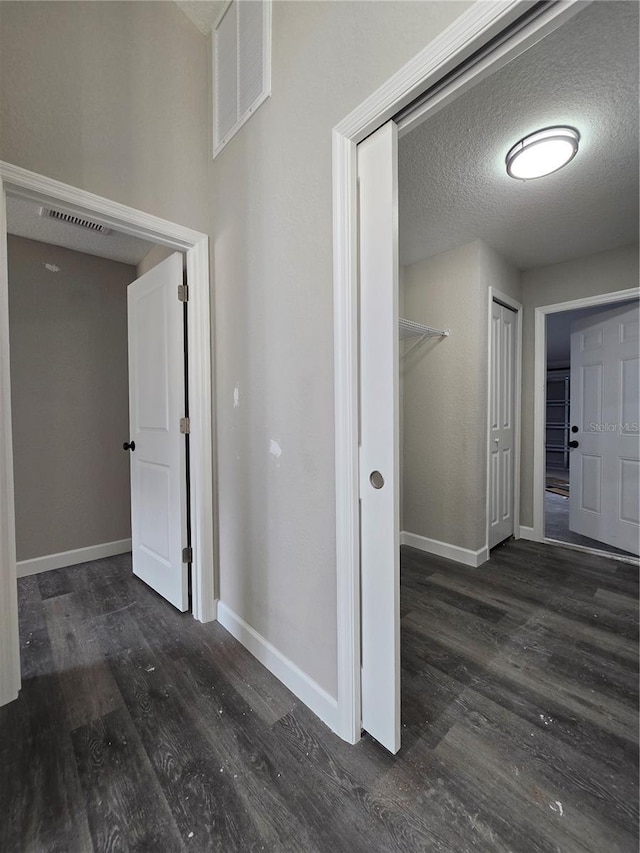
top-left (358, 121), bottom-right (401, 754)
top-left (127, 252), bottom-right (190, 610)
top-left (489, 300), bottom-right (517, 549)
top-left (569, 303), bottom-right (639, 555)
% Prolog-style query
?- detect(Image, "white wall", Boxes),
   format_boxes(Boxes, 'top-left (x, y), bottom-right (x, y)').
top-left (520, 243), bottom-right (639, 526)
top-left (401, 239), bottom-right (521, 553)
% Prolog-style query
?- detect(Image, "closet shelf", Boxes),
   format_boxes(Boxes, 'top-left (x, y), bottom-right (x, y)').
top-left (399, 318), bottom-right (449, 340)
top-left (399, 318), bottom-right (449, 358)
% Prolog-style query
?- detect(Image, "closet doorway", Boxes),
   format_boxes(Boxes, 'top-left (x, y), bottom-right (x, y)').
top-left (347, 0), bottom-right (638, 753)
top-left (488, 297), bottom-right (521, 551)
top-left (537, 295), bottom-right (640, 558)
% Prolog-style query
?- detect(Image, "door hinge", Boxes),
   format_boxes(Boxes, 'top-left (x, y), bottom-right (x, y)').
top-left (178, 284), bottom-right (189, 302)
top-left (182, 546), bottom-right (193, 563)
top-left (180, 417), bottom-right (190, 434)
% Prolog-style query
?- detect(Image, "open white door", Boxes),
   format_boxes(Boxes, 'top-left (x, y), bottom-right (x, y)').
top-left (127, 252), bottom-right (189, 610)
top-left (358, 121), bottom-right (401, 754)
top-left (489, 300), bottom-right (517, 549)
top-left (569, 303), bottom-right (639, 555)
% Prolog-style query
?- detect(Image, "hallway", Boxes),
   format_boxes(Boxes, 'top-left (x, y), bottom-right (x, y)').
top-left (1, 541), bottom-right (637, 852)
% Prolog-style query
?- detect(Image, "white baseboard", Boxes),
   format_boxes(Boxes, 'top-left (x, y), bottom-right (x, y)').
top-left (217, 601), bottom-right (339, 734)
top-left (401, 530), bottom-right (489, 568)
top-left (518, 526), bottom-right (538, 541)
top-left (17, 539), bottom-right (132, 578)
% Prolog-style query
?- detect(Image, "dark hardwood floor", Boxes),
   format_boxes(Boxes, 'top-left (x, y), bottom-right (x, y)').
top-left (1, 540), bottom-right (637, 852)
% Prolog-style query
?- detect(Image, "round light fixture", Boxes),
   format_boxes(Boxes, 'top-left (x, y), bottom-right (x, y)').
top-left (506, 126), bottom-right (580, 180)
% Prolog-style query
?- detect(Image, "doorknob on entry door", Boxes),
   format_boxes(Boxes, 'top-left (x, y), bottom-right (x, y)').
top-left (569, 440), bottom-right (579, 449)
top-left (123, 441), bottom-right (136, 452)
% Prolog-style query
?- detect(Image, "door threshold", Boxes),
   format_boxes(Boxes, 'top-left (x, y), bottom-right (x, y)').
top-left (543, 537), bottom-right (639, 566)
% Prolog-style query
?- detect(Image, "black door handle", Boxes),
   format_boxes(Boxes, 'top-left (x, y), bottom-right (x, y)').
top-left (123, 441), bottom-right (136, 452)
top-left (569, 440), bottom-right (579, 449)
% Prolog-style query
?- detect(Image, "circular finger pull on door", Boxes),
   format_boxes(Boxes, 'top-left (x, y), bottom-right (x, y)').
top-left (370, 470), bottom-right (385, 489)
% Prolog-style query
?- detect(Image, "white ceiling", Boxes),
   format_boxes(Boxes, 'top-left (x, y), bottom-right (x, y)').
top-left (174, 1), bottom-right (227, 35)
top-left (399, 1), bottom-right (639, 270)
top-left (6, 195), bottom-right (156, 266)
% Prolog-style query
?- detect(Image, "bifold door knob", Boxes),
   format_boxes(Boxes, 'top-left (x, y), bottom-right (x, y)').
top-left (123, 441), bottom-right (136, 452)
top-left (568, 440), bottom-right (579, 449)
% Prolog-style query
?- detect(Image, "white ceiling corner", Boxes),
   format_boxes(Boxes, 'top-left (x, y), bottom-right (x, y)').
top-left (174, 1), bottom-right (227, 35)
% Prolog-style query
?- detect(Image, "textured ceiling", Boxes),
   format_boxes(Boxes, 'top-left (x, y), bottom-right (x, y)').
top-left (174, 1), bottom-right (227, 35)
top-left (399, 1), bottom-right (639, 270)
top-left (7, 196), bottom-right (156, 266)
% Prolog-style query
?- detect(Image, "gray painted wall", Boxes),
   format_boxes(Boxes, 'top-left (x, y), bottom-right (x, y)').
top-left (401, 239), bottom-right (521, 552)
top-left (137, 245), bottom-right (175, 278)
top-left (520, 243), bottom-right (639, 526)
top-left (209, 1), bottom-right (470, 696)
top-left (0, 0), bottom-right (472, 698)
top-left (0, 1), bottom-right (211, 234)
top-left (8, 236), bottom-right (135, 561)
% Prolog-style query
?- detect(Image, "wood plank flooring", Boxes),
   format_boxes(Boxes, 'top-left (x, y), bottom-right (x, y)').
top-left (0, 541), bottom-right (637, 852)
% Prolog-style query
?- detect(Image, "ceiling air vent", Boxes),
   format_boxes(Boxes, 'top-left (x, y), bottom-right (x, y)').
top-left (39, 207), bottom-right (111, 235)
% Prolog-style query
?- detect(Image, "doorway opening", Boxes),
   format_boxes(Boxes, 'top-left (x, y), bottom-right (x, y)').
top-left (544, 299), bottom-right (639, 558)
top-left (337, 0), bottom-right (639, 752)
top-left (0, 162), bottom-right (214, 707)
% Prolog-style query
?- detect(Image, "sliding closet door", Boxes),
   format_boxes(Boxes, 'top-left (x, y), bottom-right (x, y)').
top-left (358, 121), bottom-right (401, 754)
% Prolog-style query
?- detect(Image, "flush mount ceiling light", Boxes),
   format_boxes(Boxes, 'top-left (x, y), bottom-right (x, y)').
top-left (506, 126), bottom-right (580, 180)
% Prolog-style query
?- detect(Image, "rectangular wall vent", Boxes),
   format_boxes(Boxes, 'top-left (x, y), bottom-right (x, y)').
top-left (39, 207), bottom-right (111, 235)
top-left (213, 0), bottom-right (271, 158)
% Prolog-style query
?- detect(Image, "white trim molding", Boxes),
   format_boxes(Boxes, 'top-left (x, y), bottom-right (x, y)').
top-left (0, 161), bottom-right (216, 706)
top-left (17, 540), bottom-right (133, 578)
top-left (401, 531), bottom-right (489, 568)
top-left (518, 526), bottom-right (537, 541)
top-left (332, 0), bottom-right (584, 744)
top-left (532, 286), bottom-right (640, 542)
top-left (217, 602), bottom-right (339, 734)
top-left (0, 177), bottom-right (20, 707)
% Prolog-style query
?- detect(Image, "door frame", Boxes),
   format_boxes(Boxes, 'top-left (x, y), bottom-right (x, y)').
top-left (486, 289), bottom-right (522, 551)
top-left (0, 161), bottom-right (216, 705)
top-left (332, 0), bottom-right (586, 744)
top-left (530, 287), bottom-right (640, 558)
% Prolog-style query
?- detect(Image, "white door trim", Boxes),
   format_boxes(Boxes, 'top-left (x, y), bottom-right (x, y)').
top-left (487, 288), bottom-right (522, 551)
top-left (332, 0), bottom-right (585, 744)
top-left (531, 287), bottom-right (640, 544)
top-left (0, 161), bottom-right (216, 704)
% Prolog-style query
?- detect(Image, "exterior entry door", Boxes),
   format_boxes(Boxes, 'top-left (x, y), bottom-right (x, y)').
top-left (489, 300), bottom-right (517, 549)
top-left (569, 303), bottom-right (639, 555)
top-left (126, 252), bottom-right (189, 610)
top-left (358, 121), bottom-right (401, 754)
